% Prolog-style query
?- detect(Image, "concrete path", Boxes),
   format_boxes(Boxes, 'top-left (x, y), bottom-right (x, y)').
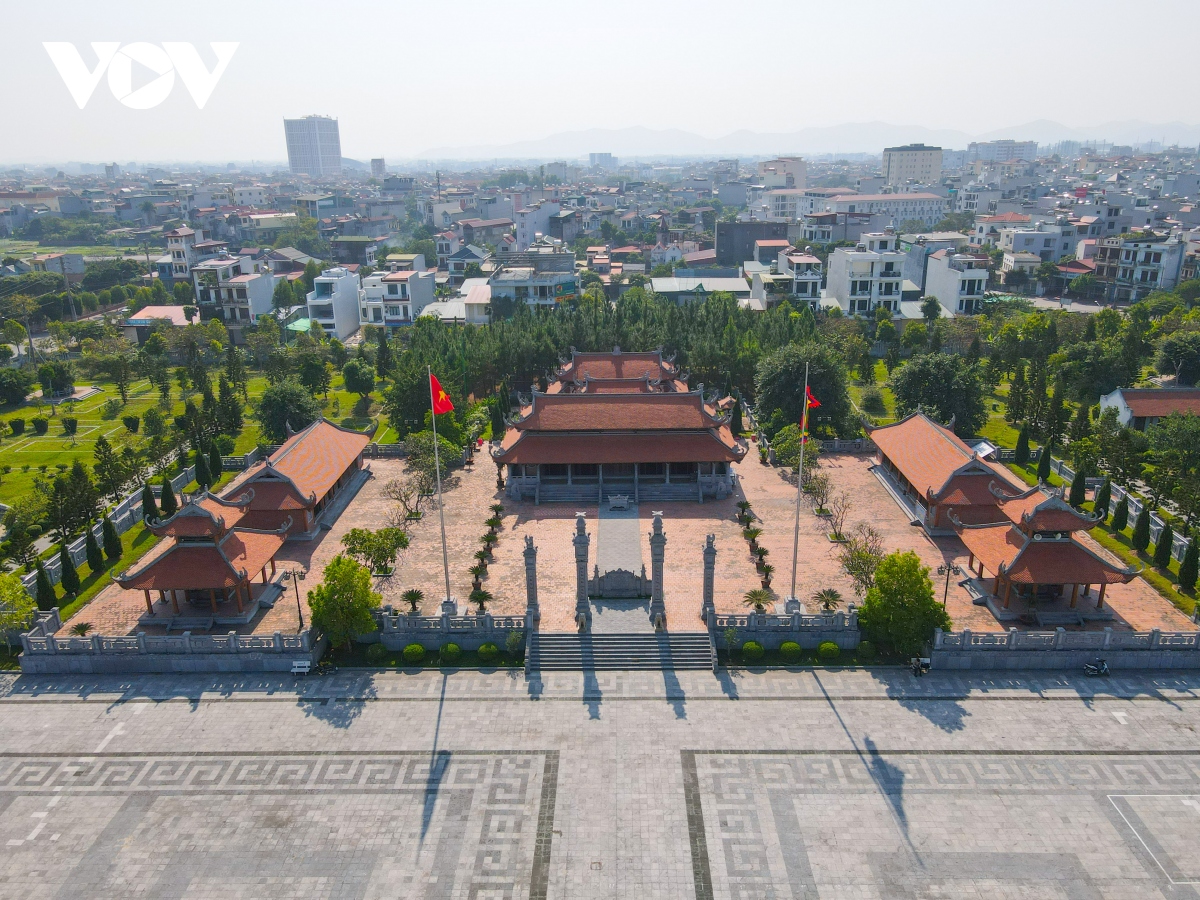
top-left (594, 502), bottom-right (643, 576)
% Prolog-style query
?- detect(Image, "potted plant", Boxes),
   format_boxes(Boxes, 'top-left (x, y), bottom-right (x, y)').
top-left (754, 546), bottom-right (769, 570)
top-left (743, 587), bottom-right (771, 614)
top-left (481, 532), bottom-right (498, 557)
top-left (402, 588), bottom-right (424, 615)
top-left (469, 564), bottom-right (486, 590)
top-left (759, 563), bottom-right (774, 589)
top-left (474, 549), bottom-right (490, 572)
top-left (811, 587), bottom-right (842, 612)
top-left (469, 588), bottom-right (493, 614)
top-left (485, 516), bottom-right (503, 534)
top-left (743, 527), bottom-right (763, 552)
top-left (490, 503), bottom-right (505, 518)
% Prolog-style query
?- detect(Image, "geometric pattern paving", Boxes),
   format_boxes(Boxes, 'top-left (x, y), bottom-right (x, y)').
top-left (683, 751), bottom-right (1200, 900)
top-left (0, 751), bottom-right (558, 900)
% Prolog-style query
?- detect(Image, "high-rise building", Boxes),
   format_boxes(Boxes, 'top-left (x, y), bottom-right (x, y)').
top-left (589, 152), bottom-right (616, 169)
top-left (881, 143), bottom-right (942, 186)
top-left (371, 158), bottom-right (386, 177)
top-left (283, 115), bottom-right (342, 177)
top-left (967, 140), bottom-right (1039, 163)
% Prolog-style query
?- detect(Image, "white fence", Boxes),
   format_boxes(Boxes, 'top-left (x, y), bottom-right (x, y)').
top-left (375, 610), bottom-right (528, 651)
top-left (931, 626), bottom-right (1200, 670)
top-left (711, 608), bottom-right (861, 650)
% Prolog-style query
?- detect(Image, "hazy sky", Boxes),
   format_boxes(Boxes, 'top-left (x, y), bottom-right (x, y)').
top-left (4, 0), bottom-right (1198, 164)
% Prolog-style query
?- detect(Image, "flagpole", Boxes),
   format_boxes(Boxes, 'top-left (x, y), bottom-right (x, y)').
top-left (429, 366), bottom-right (453, 607)
top-left (788, 363), bottom-right (810, 607)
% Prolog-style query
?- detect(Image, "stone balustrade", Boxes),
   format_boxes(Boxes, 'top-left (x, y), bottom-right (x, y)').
top-left (710, 608), bottom-right (860, 650)
top-left (932, 626), bottom-right (1200, 670)
top-left (375, 610), bottom-right (528, 651)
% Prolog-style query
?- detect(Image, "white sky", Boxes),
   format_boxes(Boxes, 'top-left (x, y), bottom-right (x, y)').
top-left (3, 0), bottom-right (1197, 164)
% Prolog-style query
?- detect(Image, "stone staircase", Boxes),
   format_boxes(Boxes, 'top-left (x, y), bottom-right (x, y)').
top-left (527, 632), bottom-right (714, 671)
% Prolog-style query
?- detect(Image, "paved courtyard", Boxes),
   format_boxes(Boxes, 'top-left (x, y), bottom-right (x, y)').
top-left (3, 668), bottom-right (1200, 898)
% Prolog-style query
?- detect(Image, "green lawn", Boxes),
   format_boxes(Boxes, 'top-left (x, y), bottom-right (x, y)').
top-left (52, 523), bottom-right (161, 624)
top-left (848, 361), bottom-right (896, 423)
top-left (0, 238), bottom-right (143, 260)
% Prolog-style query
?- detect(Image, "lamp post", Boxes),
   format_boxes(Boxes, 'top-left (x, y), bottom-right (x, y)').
top-left (936, 563), bottom-right (961, 608)
top-left (286, 567), bottom-right (307, 631)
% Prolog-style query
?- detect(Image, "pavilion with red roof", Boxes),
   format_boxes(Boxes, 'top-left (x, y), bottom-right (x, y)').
top-left (493, 348), bottom-right (745, 503)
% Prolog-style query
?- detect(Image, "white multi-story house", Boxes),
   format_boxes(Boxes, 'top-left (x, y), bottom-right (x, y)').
top-left (757, 157), bottom-right (806, 188)
top-left (191, 252), bottom-right (275, 342)
top-left (514, 201), bottom-right (561, 250)
top-left (490, 267), bottom-right (577, 308)
top-left (234, 185), bottom-right (267, 207)
top-left (164, 226), bottom-right (227, 283)
top-left (924, 251), bottom-right (989, 314)
top-left (997, 222), bottom-right (1080, 262)
top-left (826, 232), bottom-right (906, 315)
top-left (306, 267), bottom-right (362, 340)
top-left (825, 193), bottom-right (947, 228)
top-left (1094, 232), bottom-right (1187, 304)
top-left (882, 144), bottom-right (942, 185)
top-left (776, 249), bottom-right (822, 305)
top-left (435, 231), bottom-right (460, 269)
top-left (765, 189), bottom-right (806, 221)
top-left (360, 269), bottom-right (436, 332)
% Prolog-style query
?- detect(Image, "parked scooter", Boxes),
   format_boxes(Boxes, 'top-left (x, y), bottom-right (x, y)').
top-left (1084, 658), bottom-right (1110, 677)
top-left (910, 657), bottom-right (931, 677)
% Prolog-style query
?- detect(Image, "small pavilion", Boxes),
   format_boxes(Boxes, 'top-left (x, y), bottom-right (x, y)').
top-left (951, 484), bottom-right (1139, 613)
top-left (116, 490), bottom-right (290, 618)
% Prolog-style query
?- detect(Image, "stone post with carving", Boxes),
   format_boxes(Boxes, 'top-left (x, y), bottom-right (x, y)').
top-left (523, 535), bottom-right (539, 628)
top-left (649, 512), bottom-right (667, 630)
top-left (573, 513), bottom-right (591, 631)
top-left (701, 534), bottom-right (716, 625)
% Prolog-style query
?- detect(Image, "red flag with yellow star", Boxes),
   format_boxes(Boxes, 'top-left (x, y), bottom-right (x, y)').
top-left (430, 374), bottom-right (454, 415)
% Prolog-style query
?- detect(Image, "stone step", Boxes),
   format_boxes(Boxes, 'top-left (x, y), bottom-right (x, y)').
top-left (527, 633), bottom-right (713, 671)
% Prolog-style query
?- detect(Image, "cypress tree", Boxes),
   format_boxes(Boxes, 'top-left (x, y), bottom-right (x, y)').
top-left (1007, 362), bottom-right (1028, 423)
top-left (1093, 478), bottom-right (1111, 522)
top-left (1014, 423), bottom-right (1030, 466)
top-left (209, 443), bottom-right (223, 481)
top-left (58, 544), bottom-right (80, 596)
top-left (195, 452), bottom-right (211, 491)
top-left (141, 481), bottom-right (158, 522)
top-left (1036, 444), bottom-right (1052, 483)
top-left (1155, 522), bottom-right (1175, 569)
top-left (1132, 505), bottom-right (1152, 552)
top-left (1112, 495), bottom-right (1129, 533)
top-left (1179, 537), bottom-right (1199, 593)
top-left (84, 527), bottom-right (103, 573)
top-left (35, 560), bottom-right (55, 610)
top-left (1068, 403), bottom-right (1091, 445)
top-left (102, 516), bottom-right (122, 561)
top-left (732, 400), bottom-right (743, 436)
top-left (159, 476), bottom-right (178, 517)
top-left (1068, 467), bottom-right (1088, 508)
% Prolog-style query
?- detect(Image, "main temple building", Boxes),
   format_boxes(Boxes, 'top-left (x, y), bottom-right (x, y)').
top-left (493, 348), bottom-right (745, 503)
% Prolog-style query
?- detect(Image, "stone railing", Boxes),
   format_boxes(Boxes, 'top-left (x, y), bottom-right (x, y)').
top-left (374, 610), bottom-right (528, 651)
top-left (16, 607), bottom-right (321, 674)
top-left (711, 608), bottom-right (860, 650)
top-left (931, 627), bottom-right (1200, 670)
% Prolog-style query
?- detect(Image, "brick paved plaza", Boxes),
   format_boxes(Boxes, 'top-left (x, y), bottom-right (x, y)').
top-left (63, 451), bottom-right (1196, 638)
top-left (3, 667), bottom-right (1200, 898)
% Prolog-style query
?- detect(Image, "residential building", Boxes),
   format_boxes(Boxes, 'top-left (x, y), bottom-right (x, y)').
top-left (293, 193), bottom-right (335, 219)
top-left (971, 212), bottom-right (1031, 247)
top-left (923, 250), bottom-right (989, 314)
top-left (648, 276), bottom-right (752, 304)
top-left (1100, 388), bottom-right (1200, 430)
top-left (589, 153), bottom-right (617, 169)
top-left (27, 251), bottom-right (84, 284)
top-left (490, 266), bottom-right (577, 308)
top-left (447, 244), bottom-right (491, 286)
top-left (1001, 251), bottom-right (1042, 285)
top-left (715, 220), bottom-right (788, 267)
top-left (459, 217), bottom-right (514, 246)
top-left (163, 227), bottom-right (226, 283)
top-left (754, 239), bottom-right (792, 265)
top-left (191, 252), bottom-right (276, 342)
top-left (514, 202), bottom-right (561, 250)
top-left (419, 283), bottom-right (492, 326)
top-left (122, 305), bottom-right (192, 344)
top-left (898, 232), bottom-right (971, 291)
top-left (371, 158), bottom-right (386, 177)
top-left (435, 231), bottom-right (461, 269)
top-left (776, 250), bottom-right (822, 305)
top-left (283, 115), bottom-right (342, 177)
top-left (757, 157), bottom-right (807, 189)
top-left (1093, 232), bottom-right (1187, 304)
top-left (881, 144), bottom-right (943, 185)
top-left (360, 269), bottom-right (436, 331)
top-left (330, 235), bottom-right (387, 266)
top-left (825, 232), bottom-right (907, 314)
top-left (306, 267), bottom-right (362, 340)
top-left (825, 192), bottom-right (947, 228)
top-left (968, 140), bottom-right (1039, 163)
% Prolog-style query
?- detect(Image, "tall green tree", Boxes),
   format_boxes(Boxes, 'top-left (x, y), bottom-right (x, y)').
top-left (92, 434), bottom-right (127, 503)
top-left (1154, 522), bottom-right (1175, 569)
top-left (890, 352), bottom-right (987, 435)
top-left (1014, 423), bottom-right (1031, 466)
top-left (58, 544), bottom-right (80, 596)
top-left (1006, 362), bottom-right (1028, 424)
top-left (102, 516), bottom-right (122, 561)
top-left (0, 572), bottom-right (37, 651)
top-left (35, 560), bottom-right (56, 610)
top-left (753, 340), bottom-right (853, 438)
top-left (1068, 467), bottom-right (1088, 508)
top-left (140, 482), bottom-right (158, 522)
top-left (857, 550), bottom-right (951, 658)
top-left (159, 476), bottom-right (178, 517)
top-left (1179, 536), bottom-right (1199, 592)
top-left (1112, 495), bottom-right (1129, 533)
top-left (1132, 504), bottom-right (1152, 552)
top-left (1093, 477), bottom-right (1112, 522)
top-left (307, 554), bottom-right (381, 649)
top-left (256, 378), bottom-right (321, 443)
top-left (1036, 444), bottom-right (1053, 483)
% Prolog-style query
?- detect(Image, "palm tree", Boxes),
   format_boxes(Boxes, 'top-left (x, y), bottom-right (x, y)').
top-left (469, 588), bottom-right (493, 613)
top-left (811, 588), bottom-right (842, 612)
top-left (489, 503), bottom-right (505, 517)
top-left (402, 588), bottom-right (423, 614)
top-left (743, 588), bottom-right (771, 613)
top-left (69, 622), bottom-right (93, 636)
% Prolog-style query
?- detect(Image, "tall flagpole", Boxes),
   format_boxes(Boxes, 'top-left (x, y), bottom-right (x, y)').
top-left (788, 363), bottom-right (810, 607)
top-left (429, 366), bottom-right (453, 606)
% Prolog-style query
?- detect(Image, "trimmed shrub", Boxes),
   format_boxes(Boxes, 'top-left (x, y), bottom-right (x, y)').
top-left (62, 417), bottom-right (78, 435)
top-left (1154, 522), bottom-right (1175, 569)
top-left (856, 640), bottom-right (876, 661)
top-left (58, 544), bottom-right (80, 596)
top-left (439, 642), bottom-right (462, 665)
top-left (85, 528), bottom-right (103, 573)
top-left (31, 417), bottom-right (48, 435)
top-left (122, 414), bottom-right (139, 433)
top-left (741, 640), bottom-right (764, 662)
top-left (817, 641), bottom-right (841, 662)
top-left (505, 630), bottom-right (524, 658)
top-left (402, 643), bottom-right (426, 665)
top-left (102, 516), bottom-right (122, 561)
top-left (366, 642), bottom-right (390, 664)
top-left (1132, 505), bottom-right (1151, 552)
top-left (860, 386), bottom-right (886, 416)
top-left (1112, 496), bottom-right (1129, 533)
top-left (9, 418), bottom-right (24, 435)
top-left (779, 641), bottom-right (802, 663)
top-left (478, 642), bottom-right (500, 664)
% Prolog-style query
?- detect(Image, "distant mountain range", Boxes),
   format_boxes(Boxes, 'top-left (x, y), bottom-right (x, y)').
top-left (409, 120), bottom-right (1200, 163)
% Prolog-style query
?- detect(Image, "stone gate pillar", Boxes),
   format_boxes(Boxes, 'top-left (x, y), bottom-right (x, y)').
top-left (701, 533), bottom-right (716, 625)
top-left (649, 512), bottom-right (667, 631)
top-left (523, 535), bottom-right (539, 628)
top-left (573, 513), bottom-right (591, 631)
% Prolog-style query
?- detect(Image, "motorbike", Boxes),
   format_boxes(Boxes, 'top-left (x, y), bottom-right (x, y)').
top-left (1084, 658), bottom-right (1110, 677)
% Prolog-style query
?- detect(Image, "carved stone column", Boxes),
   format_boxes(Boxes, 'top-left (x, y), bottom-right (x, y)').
top-left (649, 512), bottom-right (667, 631)
top-left (573, 513), bottom-right (591, 631)
top-left (701, 533), bottom-right (716, 625)
top-left (523, 535), bottom-right (540, 628)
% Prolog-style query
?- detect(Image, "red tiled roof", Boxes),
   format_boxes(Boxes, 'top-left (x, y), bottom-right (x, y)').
top-left (117, 527), bottom-right (287, 591)
top-left (493, 430), bottom-right (742, 464)
top-left (956, 523), bottom-right (1135, 585)
top-left (514, 392), bottom-right (720, 432)
top-left (264, 419), bottom-right (368, 501)
top-left (994, 488), bottom-right (1097, 533)
top-left (1117, 389), bottom-right (1200, 419)
top-left (870, 412), bottom-right (1019, 500)
top-left (558, 350), bottom-right (676, 382)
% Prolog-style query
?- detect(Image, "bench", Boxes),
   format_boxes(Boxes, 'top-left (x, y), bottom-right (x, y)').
top-left (290, 660), bottom-right (312, 675)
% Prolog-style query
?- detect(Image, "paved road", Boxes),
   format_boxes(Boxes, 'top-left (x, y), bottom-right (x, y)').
top-left (2, 668), bottom-right (1200, 898)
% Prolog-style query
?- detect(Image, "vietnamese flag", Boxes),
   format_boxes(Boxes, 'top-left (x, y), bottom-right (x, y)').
top-left (801, 385), bottom-right (820, 442)
top-left (430, 373), bottom-right (455, 415)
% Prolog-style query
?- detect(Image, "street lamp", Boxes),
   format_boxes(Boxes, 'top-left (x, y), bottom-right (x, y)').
top-left (936, 563), bottom-right (962, 608)
top-left (285, 567), bottom-right (308, 631)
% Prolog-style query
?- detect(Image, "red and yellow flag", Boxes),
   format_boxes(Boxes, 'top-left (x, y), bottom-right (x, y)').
top-left (801, 385), bottom-right (821, 442)
top-left (430, 373), bottom-right (454, 415)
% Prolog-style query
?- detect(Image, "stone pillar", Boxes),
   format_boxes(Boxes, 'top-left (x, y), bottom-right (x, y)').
top-left (701, 534), bottom-right (716, 624)
top-left (649, 512), bottom-right (667, 631)
top-left (523, 535), bottom-right (540, 627)
top-left (573, 513), bottom-right (591, 632)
